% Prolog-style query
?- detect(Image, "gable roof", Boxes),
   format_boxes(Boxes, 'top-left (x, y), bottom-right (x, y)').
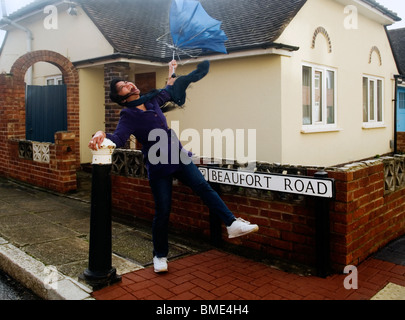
top-left (78, 0), bottom-right (307, 62)
top-left (3, 0), bottom-right (56, 19)
top-left (387, 28), bottom-right (405, 75)
top-left (1, 0), bottom-right (401, 63)
top-left (361, 0), bottom-right (401, 21)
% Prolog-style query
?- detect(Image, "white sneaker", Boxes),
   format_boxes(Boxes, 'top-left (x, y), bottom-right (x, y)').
top-left (153, 256), bottom-right (168, 273)
top-left (227, 218), bottom-right (259, 238)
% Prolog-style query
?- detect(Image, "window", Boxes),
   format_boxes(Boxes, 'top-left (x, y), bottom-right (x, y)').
top-left (399, 91), bottom-right (405, 110)
top-left (363, 75), bottom-right (383, 126)
top-left (46, 75), bottom-right (63, 85)
top-left (302, 64), bottom-right (337, 130)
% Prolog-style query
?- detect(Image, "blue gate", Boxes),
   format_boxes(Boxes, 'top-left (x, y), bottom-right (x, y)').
top-left (397, 86), bottom-right (405, 132)
top-left (25, 85), bottom-right (67, 143)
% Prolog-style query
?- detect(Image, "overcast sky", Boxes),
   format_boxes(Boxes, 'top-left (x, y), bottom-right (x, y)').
top-left (0, 0), bottom-right (404, 48)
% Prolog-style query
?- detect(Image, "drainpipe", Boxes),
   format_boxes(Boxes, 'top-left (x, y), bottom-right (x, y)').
top-left (1, 0), bottom-right (33, 84)
top-left (394, 75), bottom-right (399, 154)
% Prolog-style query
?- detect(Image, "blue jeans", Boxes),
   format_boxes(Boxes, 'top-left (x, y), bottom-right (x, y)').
top-left (149, 161), bottom-right (236, 257)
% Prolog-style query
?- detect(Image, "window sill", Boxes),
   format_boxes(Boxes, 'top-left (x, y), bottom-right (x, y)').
top-left (362, 123), bottom-right (386, 129)
top-left (301, 126), bottom-right (342, 134)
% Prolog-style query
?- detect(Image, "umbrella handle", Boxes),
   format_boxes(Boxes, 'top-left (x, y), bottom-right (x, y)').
top-left (169, 55), bottom-right (177, 78)
top-left (171, 51), bottom-right (176, 77)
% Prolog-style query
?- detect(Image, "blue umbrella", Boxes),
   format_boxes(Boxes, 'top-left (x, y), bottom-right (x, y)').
top-left (168, 0), bottom-right (228, 56)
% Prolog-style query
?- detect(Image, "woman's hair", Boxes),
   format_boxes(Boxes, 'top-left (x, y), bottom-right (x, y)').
top-left (109, 78), bottom-right (128, 106)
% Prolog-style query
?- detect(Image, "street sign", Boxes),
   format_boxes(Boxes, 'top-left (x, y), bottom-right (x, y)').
top-left (199, 166), bottom-right (335, 199)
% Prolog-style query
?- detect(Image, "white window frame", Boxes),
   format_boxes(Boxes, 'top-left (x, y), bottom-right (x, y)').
top-left (301, 63), bottom-right (338, 133)
top-left (46, 75), bottom-right (63, 85)
top-left (362, 75), bottom-right (385, 129)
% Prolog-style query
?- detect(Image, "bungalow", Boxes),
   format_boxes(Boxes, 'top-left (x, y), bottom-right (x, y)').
top-left (0, 0), bottom-right (401, 168)
top-left (387, 27), bottom-right (405, 152)
top-left (1, 0), bottom-right (404, 272)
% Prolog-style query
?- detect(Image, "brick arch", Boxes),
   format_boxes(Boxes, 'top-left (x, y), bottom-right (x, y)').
top-left (9, 50), bottom-right (80, 167)
top-left (369, 46), bottom-right (382, 66)
top-left (10, 50), bottom-right (79, 85)
top-left (311, 26), bottom-right (332, 53)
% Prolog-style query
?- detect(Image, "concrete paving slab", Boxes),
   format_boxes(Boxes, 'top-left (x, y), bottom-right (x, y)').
top-left (0, 222), bottom-right (80, 247)
top-left (0, 203), bottom-right (23, 217)
top-left (24, 237), bottom-right (89, 266)
top-left (63, 218), bottom-right (90, 237)
top-left (0, 176), bottom-right (169, 298)
top-left (35, 206), bottom-right (90, 224)
top-left (371, 282), bottom-right (405, 300)
top-left (5, 198), bottom-right (64, 213)
top-left (112, 253), bottom-right (144, 275)
top-left (47, 277), bottom-right (92, 300)
top-left (0, 213), bottom-right (48, 231)
top-left (57, 259), bottom-right (88, 279)
top-left (0, 183), bottom-right (36, 200)
top-left (112, 229), bottom-right (190, 266)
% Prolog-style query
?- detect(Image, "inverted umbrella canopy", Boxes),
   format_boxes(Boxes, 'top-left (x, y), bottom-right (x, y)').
top-left (169, 0), bottom-right (228, 55)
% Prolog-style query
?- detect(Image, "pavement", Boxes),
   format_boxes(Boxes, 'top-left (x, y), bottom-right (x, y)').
top-left (0, 170), bottom-right (404, 302)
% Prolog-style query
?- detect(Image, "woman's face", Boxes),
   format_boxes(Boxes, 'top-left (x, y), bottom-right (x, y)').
top-left (116, 81), bottom-right (140, 97)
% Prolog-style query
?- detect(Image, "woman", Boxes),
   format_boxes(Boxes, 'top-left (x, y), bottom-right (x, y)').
top-left (88, 60), bottom-right (258, 273)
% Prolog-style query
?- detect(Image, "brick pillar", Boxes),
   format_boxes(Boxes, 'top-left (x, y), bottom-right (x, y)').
top-left (54, 131), bottom-right (77, 193)
top-left (0, 74), bottom-right (10, 176)
top-left (397, 132), bottom-right (405, 153)
top-left (104, 63), bottom-right (131, 134)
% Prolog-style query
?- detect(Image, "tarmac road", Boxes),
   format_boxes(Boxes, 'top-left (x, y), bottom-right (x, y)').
top-left (0, 270), bottom-right (42, 300)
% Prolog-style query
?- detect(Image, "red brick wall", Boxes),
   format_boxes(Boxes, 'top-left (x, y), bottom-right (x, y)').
top-left (0, 50), bottom-right (79, 193)
top-left (111, 160), bottom-right (405, 273)
top-left (6, 133), bottom-right (77, 193)
top-left (328, 162), bottom-right (405, 267)
top-left (397, 132), bottom-right (405, 153)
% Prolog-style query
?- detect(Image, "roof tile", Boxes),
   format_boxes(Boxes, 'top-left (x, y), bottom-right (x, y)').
top-left (388, 28), bottom-right (405, 75)
top-left (5, 0), bottom-right (401, 62)
top-left (79, 0), bottom-right (307, 61)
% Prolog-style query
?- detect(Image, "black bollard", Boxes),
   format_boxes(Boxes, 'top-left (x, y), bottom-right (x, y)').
top-left (80, 140), bottom-right (121, 290)
top-left (209, 181), bottom-right (223, 247)
top-left (207, 162), bottom-right (223, 247)
top-left (314, 171), bottom-right (331, 278)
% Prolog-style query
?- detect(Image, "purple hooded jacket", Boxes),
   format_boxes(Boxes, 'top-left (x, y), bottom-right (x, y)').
top-left (106, 86), bottom-right (191, 180)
